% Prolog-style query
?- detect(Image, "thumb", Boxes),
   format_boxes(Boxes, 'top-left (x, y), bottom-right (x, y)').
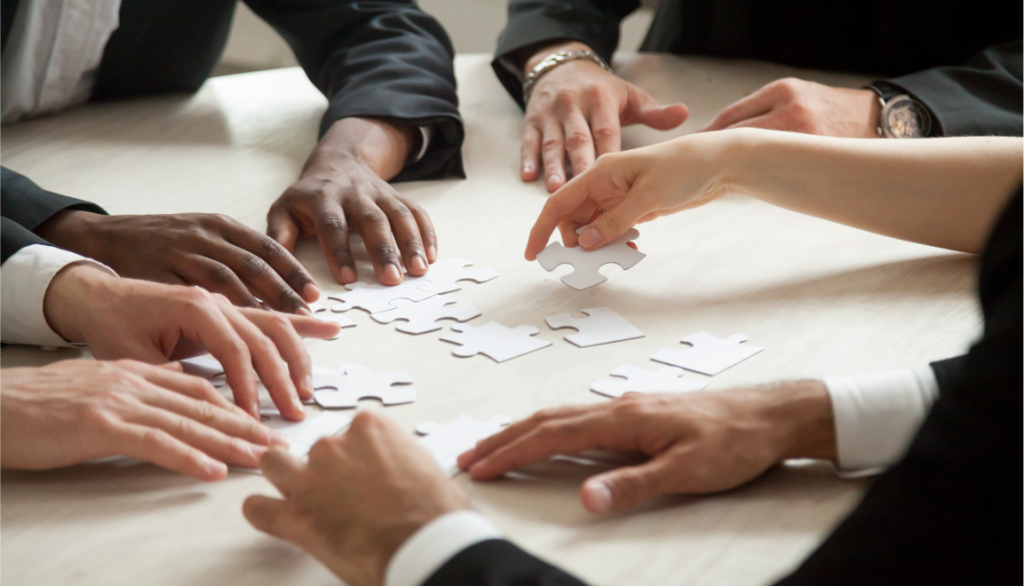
top-left (576, 188), bottom-right (648, 250)
top-left (580, 458), bottom-right (673, 513)
top-left (625, 86), bottom-right (689, 131)
top-left (267, 206), bottom-right (300, 252)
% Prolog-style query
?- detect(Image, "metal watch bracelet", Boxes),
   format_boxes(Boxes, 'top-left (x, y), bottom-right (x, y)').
top-left (522, 50), bottom-right (612, 103)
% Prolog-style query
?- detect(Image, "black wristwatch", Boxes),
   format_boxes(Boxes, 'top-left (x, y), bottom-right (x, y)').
top-left (867, 82), bottom-right (933, 138)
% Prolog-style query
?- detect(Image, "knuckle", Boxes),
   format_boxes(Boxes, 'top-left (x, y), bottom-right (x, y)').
top-left (591, 126), bottom-right (617, 143)
top-left (141, 428), bottom-right (171, 450)
top-left (192, 400), bottom-right (217, 422)
top-left (541, 137), bottom-right (563, 154)
top-left (257, 237), bottom-right (283, 262)
top-left (206, 263), bottom-right (236, 285)
top-left (240, 255), bottom-right (270, 278)
top-left (358, 209), bottom-right (389, 228)
top-left (317, 212), bottom-right (347, 234)
top-left (553, 89), bottom-right (580, 109)
top-left (370, 242), bottom-right (398, 263)
top-left (564, 131), bottom-right (593, 150)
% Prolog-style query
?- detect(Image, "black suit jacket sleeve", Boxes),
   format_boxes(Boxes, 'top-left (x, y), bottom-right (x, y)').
top-left (424, 539), bottom-right (588, 586)
top-left (243, 0), bottom-right (464, 181)
top-left (492, 0), bottom-right (640, 108)
top-left (880, 42), bottom-right (1023, 137)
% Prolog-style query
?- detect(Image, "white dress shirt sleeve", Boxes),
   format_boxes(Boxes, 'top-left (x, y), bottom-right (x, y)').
top-left (1, 244), bottom-right (116, 347)
top-left (409, 126), bottom-right (432, 165)
top-left (824, 365), bottom-right (940, 473)
top-left (385, 510), bottom-right (502, 586)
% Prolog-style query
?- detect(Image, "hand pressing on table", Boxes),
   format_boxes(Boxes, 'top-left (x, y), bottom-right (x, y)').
top-left (244, 411), bottom-right (468, 586)
top-left (701, 78), bottom-right (881, 138)
top-left (267, 118), bottom-right (438, 287)
top-left (36, 209), bottom-right (319, 315)
top-left (458, 383), bottom-right (836, 513)
top-left (43, 263), bottom-right (341, 420)
top-left (518, 41), bottom-right (689, 193)
top-left (0, 360), bottom-right (288, 481)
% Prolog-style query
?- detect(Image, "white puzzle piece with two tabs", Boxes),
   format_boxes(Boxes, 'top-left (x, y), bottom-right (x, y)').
top-left (545, 307), bottom-right (644, 347)
top-left (414, 258), bottom-right (498, 294)
top-left (372, 296), bottom-right (481, 334)
top-left (653, 332), bottom-right (763, 376)
top-left (312, 364), bottom-right (417, 409)
top-left (535, 227), bottom-right (646, 290)
top-left (440, 321), bottom-right (552, 362)
top-left (591, 364), bottom-right (708, 398)
top-left (415, 414), bottom-right (512, 476)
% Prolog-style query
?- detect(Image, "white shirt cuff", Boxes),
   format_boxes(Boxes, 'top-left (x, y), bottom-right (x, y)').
top-left (824, 365), bottom-right (940, 473)
top-left (385, 510), bottom-right (502, 586)
top-left (410, 126), bottom-right (432, 165)
top-left (1, 244), bottom-right (116, 347)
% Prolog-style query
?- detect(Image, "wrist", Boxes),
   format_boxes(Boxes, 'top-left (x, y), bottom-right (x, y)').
top-left (759, 380), bottom-right (837, 462)
top-left (34, 209), bottom-right (104, 257)
top-left (43, 263), bottom-right (118, 343)
top-left (308, 118), bottom-right (415, 181)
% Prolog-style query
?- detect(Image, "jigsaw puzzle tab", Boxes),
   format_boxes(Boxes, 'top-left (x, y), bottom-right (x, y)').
top-left (653, 332), bottom-right (763, 376)
top-left (415, 414), bottom-right (512, 476)
top-left (535, 227), bottom-right (646, 290)
top-left (372, 296), bottom-right (481, 334)
top-left (591, 365), bottom-right (708, 398)
top-left (545, 307), bottom-right (644, 347)
top-left (440, 321), bottom-right (552, 362)
top-left (326, 278), bottom-right (435, 314)
top-left (416, 258), bottom-right (498, 294)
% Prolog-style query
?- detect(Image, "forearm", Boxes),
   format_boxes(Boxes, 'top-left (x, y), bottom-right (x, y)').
top-left (724, 131), bottom-right (1023, 252)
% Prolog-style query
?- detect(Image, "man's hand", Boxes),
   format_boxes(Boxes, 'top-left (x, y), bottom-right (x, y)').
top-left (36, 210), bottom-right (319, 314)
top-left (0, 360), bottom-right (289, 480)
top-left (243, 411), bottom-right (467, 586)
top-left (43, 264), bottom-right (341, 420)
top-left (458, 383), bottom-right (836, 514)
top-left (702, 78), bottom-right (881, 138)
top-left (520, 42), bottom-right (689, 193)
top-left (268, 117), bottom-right (437, 287)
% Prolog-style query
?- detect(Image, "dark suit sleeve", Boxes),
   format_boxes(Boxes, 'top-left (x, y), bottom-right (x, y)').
top-left (242, 0), bottom-right (463, 181)
top-left (423, 539), bottom-right (589, 586)
top-left (879, 41), bottom-right (1023, 137)
top-left (1, 217), bottom-right (52, 264)
top-left (0, 167), bottom-right (107, 261)
top-left (493, 0), bottom-right (640, 108)
top-left (774, 190), bottom-right (1022, 586)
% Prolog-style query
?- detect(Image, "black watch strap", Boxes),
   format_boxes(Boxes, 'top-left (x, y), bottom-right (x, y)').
top-left (867, 81), bottom-right (905, 103)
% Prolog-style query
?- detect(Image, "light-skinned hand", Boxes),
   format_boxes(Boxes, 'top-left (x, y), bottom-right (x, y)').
top-left (267, 117), bottom-right (437, 287)
top-left (43, 264), bottom-right (341, 420)
top-left (243, 411), bottom-right (468, 586)
top-left (701, 78), bottom-right (880, 137)
top-left (458, 383), bottom-right (836, 513)
top-left (521, 41), bottom-right (689, 193)
top-left (0, 360), bottom-right (289, 481)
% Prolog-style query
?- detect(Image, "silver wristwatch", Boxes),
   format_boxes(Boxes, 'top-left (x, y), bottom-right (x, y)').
top-left (522, 50), bottom-right (612, 103)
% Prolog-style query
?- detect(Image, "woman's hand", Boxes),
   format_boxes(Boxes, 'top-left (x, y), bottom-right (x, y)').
top-left (43, 264), bottom-right (340, 420)
top-left (0, 360), bottom-right (288, 480)
top-left (525, 132), bottom-right (736, 259)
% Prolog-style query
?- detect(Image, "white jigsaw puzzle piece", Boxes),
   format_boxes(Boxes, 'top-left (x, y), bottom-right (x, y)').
top-left (314, 368), bottom-right (417, 408)
top-left (180, 354), bottom-right (227, 388)
top-left (591, 365), bottom-right (708, 398)
top-left (415, 414), bottom-right (512, 476)
top-left (307, 302), bottom-right (355, 339)
top-left (415, 258), bottom-right (498, 294)
top-left (372, 296), bottom-right (481, 334)
top-left (535, 228), bottom-right (646, 290)
top-left (327, 278), bottom-right (436, 314)
top-left (545, 307), bottom-right (644, 347)
top-left (653, 332), bottom-right (763, 376)
top-left (440, 321), bottom-right (552, 362)
top-left (262, 411), bottom-right (353, 458)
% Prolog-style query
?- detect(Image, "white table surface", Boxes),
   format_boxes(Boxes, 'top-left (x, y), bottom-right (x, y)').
top-left (0, 54), bottom-right (980, 586)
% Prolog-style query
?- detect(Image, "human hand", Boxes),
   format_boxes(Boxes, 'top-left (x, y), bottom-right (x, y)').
top-left (43, 264), bottom-right (341, 420)
top-left (0, 360), bottom-right (288, 480)
top-left (268, 117), bottom-right (437, 287)
top-left (243, 411), bottom-right (467, 586)
top-left (521, 42), bottom-right (689, 193)
top-left (458, 382), bottom-right (836, 513)
top-left (524, 131), bottom-right (737, 257)
top-left (701, 78), bottom-right (880, 138)
top-left (35, 210), bottom-right (319, 314)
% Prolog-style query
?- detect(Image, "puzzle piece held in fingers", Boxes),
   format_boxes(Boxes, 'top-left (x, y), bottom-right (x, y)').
top-left (535, 228), bottom-right (646, 290)
top-left (591, 365), bottom-right (708, 398)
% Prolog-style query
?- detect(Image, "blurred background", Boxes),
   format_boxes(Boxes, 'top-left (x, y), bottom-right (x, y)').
top-left (213, 0), bottom-right (656, 75)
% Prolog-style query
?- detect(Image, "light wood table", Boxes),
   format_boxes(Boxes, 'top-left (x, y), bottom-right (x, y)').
top-left (0, 54), bottom-right (980, 586)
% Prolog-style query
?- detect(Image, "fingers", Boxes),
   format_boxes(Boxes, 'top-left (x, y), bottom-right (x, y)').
top-left (122, 360), bottom-right (248, 417)
top-left (576, 187), bottom-right (649, 250)
top-left (525, 164), bottom-right (610, 259)
top-left (563, 109), bottom-right (596, 179)
top-left (178, 255), bottom-right (259, 309)
top-left (377, 196), bottom-right (429, 277)
top-left (624, 85), bottom-right (689, 130)
top-left (312, 196), bottom-right (358, 286)
top-left (112, 421), bottom-right (228, 481)
top-left (242, 494), bottom-right (307, 543)
top-left (580, 457), bottom-right (676, 513)
top-left (222, 221), bottom-right (319, 309)
top-left (237, 308), bottom-right (317, 401)
top-left (521, 124), bottom-right (542, 182)
top-left (399, 195), bottom-right (438, 263)
top-left (266, 203), bottom-right (301, 252)
top-left (589, 102), bottom-right (622, 157)
top-left (260, 447), bottom-right (307, 497)
top-left (701, 84), bottom-right (778, 132)
top-left (347, 197), bottom-right (403, 286)
top-left (458, 404), bottom-right (597, 470)
top-left (540, 119), bottom-right (567, 193)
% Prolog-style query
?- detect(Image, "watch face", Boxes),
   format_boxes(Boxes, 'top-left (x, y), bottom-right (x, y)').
top-left (884, 97), bottom-right (931, 138)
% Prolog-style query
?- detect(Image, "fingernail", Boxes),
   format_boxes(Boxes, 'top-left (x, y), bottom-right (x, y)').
top-left (250, 405), bottom-right (261, 420)
top-left (383, 263), bottom-right (401, 283)
top-left (426, 245), bottom-right (437, 262)
top-left (586, 480), bottom-right (614, 513)
top-left (303, 282), bottom-right (320, 301)
top-left (549, 173), bottom-right (562, 184)
top-left (249, 444), bottom-right (269, 458)
top-left (410, 255), bottom-right (428, 273)
top-left (578, 226), bottom-right (602, 248)
top-left (292, 394), bottom-right (305, 411)
top-left (523, 163), bottom-right (534, 173)
top-left (302, 374), bottom-right (313, 395)
top-left (296, 306), bottom-right (313, 317)
top-left (205, 457), bottom-right (227, 476)
top-left (269, 431), bottom-right (290, 447)
top-left (339, 266), bottom-right (356, 283)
